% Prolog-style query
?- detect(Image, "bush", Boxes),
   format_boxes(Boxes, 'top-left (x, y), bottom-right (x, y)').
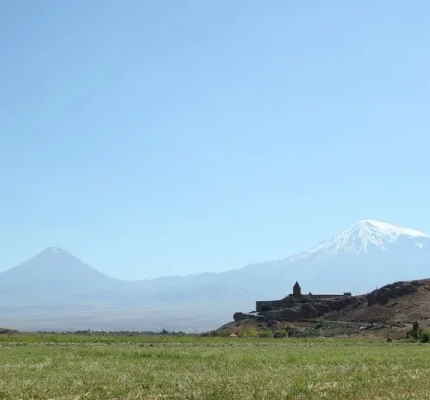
top-left (407, 322), bottom-right (430, 342)
top-left (409, 321), bottom-right (421, 340)
top-left (421, 330), bottom-right (430, 343)
top-left (287, 328), bottom-right (304, 338)
top-left (273, 330), bottom-right (287, 338)
top-left (258, 330), bottom-right (274, 338)
top-left (237, 328), bottom-right (259, 338)
top-left (386, 337), bottom-right (393, 343)
top-left (315, 320), bottom-right (327, 329)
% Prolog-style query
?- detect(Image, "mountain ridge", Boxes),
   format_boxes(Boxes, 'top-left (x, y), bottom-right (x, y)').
top-left (7, 219), bottom-right (428, 282)
top-left (1, 219), bottom-right (430, 331)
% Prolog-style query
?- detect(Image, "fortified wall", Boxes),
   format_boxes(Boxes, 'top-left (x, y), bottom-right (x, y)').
top-left (255, 281), bottom-right (351, 312)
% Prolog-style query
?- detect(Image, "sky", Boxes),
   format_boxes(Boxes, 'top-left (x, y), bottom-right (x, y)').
top-left (1, 1), bottom-right (429, 280)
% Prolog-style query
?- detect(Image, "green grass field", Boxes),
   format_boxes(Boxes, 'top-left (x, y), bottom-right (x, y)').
top-left (0, 334), bottom-right (429, 399)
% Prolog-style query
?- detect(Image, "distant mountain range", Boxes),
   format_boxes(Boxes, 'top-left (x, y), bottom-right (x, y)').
top-left (1, 220), bottom-right (429, 332)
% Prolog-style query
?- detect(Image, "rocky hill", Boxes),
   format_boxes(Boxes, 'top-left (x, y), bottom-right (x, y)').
top-left (328, 279), bottom-right (430, 325)
top-left (231, 279), bottom-right (430, 335)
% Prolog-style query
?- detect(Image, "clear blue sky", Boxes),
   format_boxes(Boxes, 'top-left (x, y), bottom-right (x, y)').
top-left (1, 1), bottom-right (429, 279)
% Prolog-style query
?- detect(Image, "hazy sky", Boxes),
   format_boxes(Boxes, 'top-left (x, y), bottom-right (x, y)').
top-left (1, 1), bottom-right (429, 279)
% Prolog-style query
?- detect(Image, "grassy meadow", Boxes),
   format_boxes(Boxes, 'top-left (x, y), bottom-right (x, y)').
top-left (0, 333), bottom-right (429, 399)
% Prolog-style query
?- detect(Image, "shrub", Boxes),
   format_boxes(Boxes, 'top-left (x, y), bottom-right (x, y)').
top-left (273, 330), bottom-right (287, 338)
top-left (407, 322), bottom-right (430, 342)
top-left (386, 337), bottom-right (393, 343)
top-left (410, 321), bottom-right (421, 340)
top-left (237, 328), bottom-right (259, 338)
top-left (421, 330), bottom-right (430, 343)
top-left (258, 330), bottom-right (274, 338)
top-left (287, 328), bottom-right (301, 337)
top-left (315, 320), bottom-right (327, 329)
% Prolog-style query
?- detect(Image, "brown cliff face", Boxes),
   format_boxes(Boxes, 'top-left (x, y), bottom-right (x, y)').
top-left (327, 279), bottom-right (430, 324)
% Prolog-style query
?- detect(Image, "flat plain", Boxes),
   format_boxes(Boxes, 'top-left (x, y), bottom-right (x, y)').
top-left (0, 334), bottom-right (429, 399)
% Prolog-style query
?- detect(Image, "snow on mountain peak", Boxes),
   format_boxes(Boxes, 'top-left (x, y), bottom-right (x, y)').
top-left (357, 220), bottom-right (428, 238)
top-left (40, 247), bottom-right (69, 257)
top-left (290, 220), bottom-right (429, 261)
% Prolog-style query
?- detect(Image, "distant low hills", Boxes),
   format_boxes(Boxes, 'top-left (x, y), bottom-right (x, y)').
top-left (1, 220), bottom-right (430, 331)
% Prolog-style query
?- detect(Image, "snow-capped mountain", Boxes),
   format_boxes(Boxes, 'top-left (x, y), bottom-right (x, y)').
top-left (1, 219), bottom-right (430, 331)
top-left (291, 220), bottom-right (430, 261)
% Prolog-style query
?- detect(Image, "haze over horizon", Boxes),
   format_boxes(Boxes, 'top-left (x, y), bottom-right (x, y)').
top-left (1, 1), bottom-right (429, 280)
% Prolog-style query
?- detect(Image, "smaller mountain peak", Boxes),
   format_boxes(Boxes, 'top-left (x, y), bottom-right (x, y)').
top-left (40, 247), bottom-right (70, 257)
